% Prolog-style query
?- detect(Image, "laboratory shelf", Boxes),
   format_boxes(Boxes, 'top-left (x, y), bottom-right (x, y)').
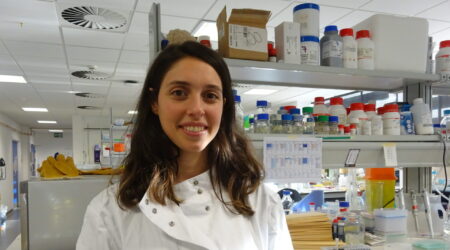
top-left (225, 58), bottom-right (440, 91)
top-left (248, 134), bottom-right (445, 169)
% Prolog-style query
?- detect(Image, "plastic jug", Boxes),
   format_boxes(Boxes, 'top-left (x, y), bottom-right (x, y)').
top-left (429, 194), bottom-right (445, 236)
top-left (365, 168), bottom-right (396, 211)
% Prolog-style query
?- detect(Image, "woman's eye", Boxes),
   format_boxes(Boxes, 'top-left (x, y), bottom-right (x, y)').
top-left (205, 92), bottom-right (220, 100)
top-left (171, 89), bottom-right (186, 97)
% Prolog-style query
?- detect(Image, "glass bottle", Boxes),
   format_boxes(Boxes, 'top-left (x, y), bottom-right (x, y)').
top-left (271, 114), bottom-right (283, 134)
top-left (290, 108), bottom-right (304, 134)
top-left (329, 116), bottom-right (339, 135)
top-left (282, 114), bottom-right (293, 134)
top-left (304, 117), bottom-right (315, 135)
top-left (315, 115), bottom-right (330, 134)
top-left (255, 113), bottom-right (270, 134)
top-left (344, 213), bottom-right (365, 245)
top-left (281, 190), bottom-right (293, 215)
top-left (234, 95), bottom-right (244, 130)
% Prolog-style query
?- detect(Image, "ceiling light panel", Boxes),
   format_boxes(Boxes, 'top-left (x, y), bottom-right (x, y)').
top-left (22, 107), bottom-right (48, 112)
top-left (0, 75), bottom-right (27, 83)
top-left (49, 129), bottom-right (63, 133)
top-left (37, 120), bottom-right (57, 124)
top-left (128, 110), bottom-right (138, 114)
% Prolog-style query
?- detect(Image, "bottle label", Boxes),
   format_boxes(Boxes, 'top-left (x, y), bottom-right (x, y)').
top-left (322, 40), bottom-right (343, 59)
top-left (358, 47), bottom-right (373, 60)
top-left (436, 54), bottom-right (450, 73)
top-left (343, 44), bottom-right (357, 68)
top-left (301, 43), bottom-right (319, 65)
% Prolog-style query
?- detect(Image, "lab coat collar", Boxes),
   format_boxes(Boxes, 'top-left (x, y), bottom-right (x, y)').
top-left (138, 171), bottom-right (218, 250)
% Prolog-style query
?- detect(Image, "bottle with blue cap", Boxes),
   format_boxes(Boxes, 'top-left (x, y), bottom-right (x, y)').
top-left (234, 95), bottom-right (244, 130)
top-left (282, 114), bottom-right (293, 134)
top-left (400, 104), bottom-right (415, 135)
top-left (290, 108), bottom-right (304, 134)
top-left (281, 190), bottom-right (294, 215)
top-left (255, 113), bottom-right (270, 134)
top-left (293, 3), bottom-right (320, 37)
top-left (320, 25), bottom-right (343, 67)
top-left (256, 100), bottom-right (268, 114)
top-left (329, 116), bottom-right (339, 134)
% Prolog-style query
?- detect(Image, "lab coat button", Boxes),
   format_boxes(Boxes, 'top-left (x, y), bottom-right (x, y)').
top-left (205, 206), bottom-right (210, 211)
top-left (145, 199), bottom-right (149, 205)
top-left (152, 208), bottom-right (157, 214)
top-left (193, 180), bottom-right (199, 185)
top-left (169, 221), bottom-right (175, 227)
top-left (197, 189), bottom-right (203, 194)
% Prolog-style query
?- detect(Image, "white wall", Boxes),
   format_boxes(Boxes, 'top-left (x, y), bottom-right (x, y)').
top-left (0, 112), bottom-right (32, 210)
top-left (34, 130), bottom-right (73, 170)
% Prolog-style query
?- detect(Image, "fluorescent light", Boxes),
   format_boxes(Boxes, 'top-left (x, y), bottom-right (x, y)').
top-left (48, 129), bottom-right (63, 133)
top-left (22, 107), bottom-right (48, 112)
top-left (0, 75), bottom-right (27, 83)
top-left (37, 120), bottom-right (57, 124)
top-left (192, 20), bottom-right (217, 41)
top-left (243, 89), bottom-right (278, 95)
top-left (67, 90), bottom-right (81, 94)
top-left (128, 110), bottom-right (138, 115)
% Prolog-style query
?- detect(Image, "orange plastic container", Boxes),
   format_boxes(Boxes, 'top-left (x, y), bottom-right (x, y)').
top-left (113, 143), bottom-right (125, 152)
top-left (365, 168), bottom-right (396, 211)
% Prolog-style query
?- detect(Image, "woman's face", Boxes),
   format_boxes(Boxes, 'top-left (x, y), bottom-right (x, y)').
top-left (152, 57), bottom-right (224, 154)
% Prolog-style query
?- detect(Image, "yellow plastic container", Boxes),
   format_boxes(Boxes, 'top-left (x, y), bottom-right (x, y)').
top-left (365, 168), bottom-right (396, 211)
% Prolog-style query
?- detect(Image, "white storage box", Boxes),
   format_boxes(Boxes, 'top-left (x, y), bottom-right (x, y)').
top-left (374, 208), bottom-right (407, 234)
top-left (275, 21), bottom-right (301, 64)
top-left (353, 14), bottom-right (429, 73)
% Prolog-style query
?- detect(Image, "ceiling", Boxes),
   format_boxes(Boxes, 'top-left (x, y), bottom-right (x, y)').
top-left (0, 0), bottom-right (450, 129)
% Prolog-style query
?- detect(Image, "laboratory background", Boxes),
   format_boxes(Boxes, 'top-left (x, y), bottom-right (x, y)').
top-left (1, 0), bottom-right (450, 249)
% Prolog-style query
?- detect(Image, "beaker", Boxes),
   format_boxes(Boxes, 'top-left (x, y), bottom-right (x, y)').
top-left (366, 181), bottom-right (384, 211)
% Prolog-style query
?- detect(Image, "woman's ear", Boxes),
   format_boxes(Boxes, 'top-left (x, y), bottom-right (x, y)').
top-left (151, 102), bottom-right (159, 115)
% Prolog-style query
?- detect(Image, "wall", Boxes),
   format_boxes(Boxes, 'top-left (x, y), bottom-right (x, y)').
top-left (33, 130), bottom-right (73, 170)
top-left (0, 112), bottom-right (32, 210)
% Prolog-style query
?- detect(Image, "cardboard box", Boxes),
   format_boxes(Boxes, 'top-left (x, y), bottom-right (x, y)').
top-left (275, 22), bottom-right (301, 64)
top-left (353, 14), bottom-right (429, 73)
top-left (217, 7), bottom-right (271, 61)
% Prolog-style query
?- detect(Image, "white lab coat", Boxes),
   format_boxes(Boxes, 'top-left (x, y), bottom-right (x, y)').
top-left (76, 171), bottom-right (294, 250)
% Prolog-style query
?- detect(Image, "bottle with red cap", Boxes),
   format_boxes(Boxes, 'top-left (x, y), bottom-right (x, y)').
top-left (198, 35), bottom-right (212, 48)
top-left (356, 30), bottom-right (374, 70)
top-left (313, 97), bottom-right (329, 116)
top-left (348, 103), bottom-right (369, 135)
top-left (436, 40), bottom-right (450, 76)
top-left (340, 28), bottom-right (357, 69)
top-left (329, 97), bottom-right (347, 125)
top-left (371, 107), bottom-right (384, 135)
top-left (383, 104), bottom-right (401, 135)
top-left (364, 104), bottom-right (377, 119)
top-left (268, 42), bottom-right (277, 62)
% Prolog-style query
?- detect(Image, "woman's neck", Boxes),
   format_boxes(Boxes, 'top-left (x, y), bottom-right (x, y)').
top-left (176, 150), bottom-right (208, 183)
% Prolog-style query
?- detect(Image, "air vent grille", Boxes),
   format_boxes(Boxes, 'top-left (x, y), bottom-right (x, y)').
top-left (75, 92), bottom-right (105, 99)
top-left (61, 6), bottom-right (127, 30)
top-left (77, 106), bottom-right (101, 110)
top-left (71, 70), bottom-right (110, 80)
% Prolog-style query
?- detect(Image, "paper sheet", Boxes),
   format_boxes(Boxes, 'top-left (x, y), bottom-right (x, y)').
top-left (263, 137), bottom-right (322, 183)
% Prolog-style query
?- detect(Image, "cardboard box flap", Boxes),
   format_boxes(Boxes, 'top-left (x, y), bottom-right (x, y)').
top-left (228, 8), bottom-right (271, 28)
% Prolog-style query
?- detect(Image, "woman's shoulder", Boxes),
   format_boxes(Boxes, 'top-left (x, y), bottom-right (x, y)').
top-left (249, 183), bottom-right (281, 208)
top-left (87, 183), bottom-right (123, 215)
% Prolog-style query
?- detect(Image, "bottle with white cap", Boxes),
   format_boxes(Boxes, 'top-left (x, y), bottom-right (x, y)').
top-left (411, 98), bottom-right (434, 135)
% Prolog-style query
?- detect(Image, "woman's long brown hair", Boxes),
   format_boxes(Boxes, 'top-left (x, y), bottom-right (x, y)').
top-left (117, 41), bottom-right (264, 216)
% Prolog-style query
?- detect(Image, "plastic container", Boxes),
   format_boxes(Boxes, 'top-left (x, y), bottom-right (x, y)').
top-left (313, 97), bottom-right (329, 116)
top-left (365, 168), bottom-right (396, 211)
top-left (364, 104), bottom-right (377, 119)
top-left (371, 114), bottom-right (384, 135)
top-left (320, 25), bottom-right (343, 67)
top-left (344, 213), bottom-right (365, 245)
top-left (400, 104), bottom-right (415, 135)
top-left (329, 97), bottom-right (347, 125)
top-left (373, 208), bottom-right (407, 234)
top-left (293, 3), bottom-right (320, 37)
top-left (383, 104), bottom-right (401, 135)
top-left (356, 30), bottom-right (374, 70)
top-left (340, 28), bottom-right (357, 69)
top-left (412, 239), bottom-right (450, 250)
top-left (255, 113), bottom-right (270, 134)
top-left (198, 35), bottom-right (212, 48)
top-left (411, 98), bottom-right (434, 135)
top-left (353, 14), bottom-right (429, 73)
top-left (436, 40), bottom-right (450, 75)
top-left (348, 103), bottom-right (368, 135)
top-left (234, 95), bottom-right (244, 130)
top-left (300, 36), bottom-right (320, 66)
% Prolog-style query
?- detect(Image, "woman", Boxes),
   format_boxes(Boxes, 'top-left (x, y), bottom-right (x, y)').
top-left (77, 41), bottom-right (293, 250)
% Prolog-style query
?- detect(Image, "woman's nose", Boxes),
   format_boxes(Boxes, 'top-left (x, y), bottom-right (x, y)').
top-left (186, 94), bottom-right (205, 118)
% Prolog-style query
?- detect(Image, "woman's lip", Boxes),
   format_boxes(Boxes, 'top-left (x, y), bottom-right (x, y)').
top-left (181, 126), bottom-right (207, 136)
